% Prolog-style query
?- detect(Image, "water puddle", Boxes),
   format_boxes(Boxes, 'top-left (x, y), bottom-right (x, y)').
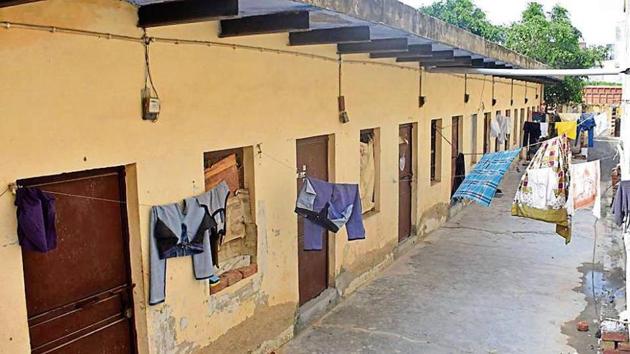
top-left (562, 263), bottom-right (625, 353)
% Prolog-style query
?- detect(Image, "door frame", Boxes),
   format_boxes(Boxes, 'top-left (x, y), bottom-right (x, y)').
top-left (450, 116), bottom-right (462, 192)
top-left (398, 123), bottom-right (417, 242)
top-left (17, 166), bottom-right (139, 353)
top-left (295, 134), bottom-right (335, 305)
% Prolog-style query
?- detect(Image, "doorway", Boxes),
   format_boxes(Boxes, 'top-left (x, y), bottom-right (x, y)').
top-left (19, 167), bottom-right (136, 354)
top-left (451, 116), bottom-right (462, 193)
top-left (398, 124), bottom-right (413, 242)
top-left (296, 135), bottom-right (329, 305)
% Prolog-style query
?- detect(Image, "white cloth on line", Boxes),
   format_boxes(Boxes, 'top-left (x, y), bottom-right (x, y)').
top-left (540, 122), bottom-right (549, 138)
top-left (594, 112), bottom-right (610, 137)
top-left (569, 160), bottom-right (601, 218)
top-left (491, 114), bottom-right (513, 144)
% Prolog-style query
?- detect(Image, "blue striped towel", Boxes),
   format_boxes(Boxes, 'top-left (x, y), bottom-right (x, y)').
top-left (452, 148), bottom-right (522, 207)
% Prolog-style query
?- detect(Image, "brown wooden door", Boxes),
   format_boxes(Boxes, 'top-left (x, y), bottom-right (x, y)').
top-left (398, 124), bottom-right (413, 242)
top-left (450, 117), bottom-right (460, 192)
top-left (19, 168), bottom-right (136, 354)
top-left (296, 136), bottom-right (329, 306)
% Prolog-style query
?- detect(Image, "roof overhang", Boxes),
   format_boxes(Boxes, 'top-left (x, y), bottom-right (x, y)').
top-left (3, 0), bottom-right (558, 84)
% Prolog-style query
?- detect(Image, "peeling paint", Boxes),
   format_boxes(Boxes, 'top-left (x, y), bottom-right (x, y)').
top-left (150, 305), bottom-right (196, 354)
top-left (196, 302), bottom-right (297, 354)
top-left (417, 202), bottom-right (450, 236)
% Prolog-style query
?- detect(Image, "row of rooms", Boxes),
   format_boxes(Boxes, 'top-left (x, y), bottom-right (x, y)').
top-left (0, 1), bottom-right (543, 352)
top-left (3, 109), bottom-right (540, 354)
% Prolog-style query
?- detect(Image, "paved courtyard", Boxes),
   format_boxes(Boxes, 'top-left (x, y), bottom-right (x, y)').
top-left (282, 141), bottom-right (624, 354)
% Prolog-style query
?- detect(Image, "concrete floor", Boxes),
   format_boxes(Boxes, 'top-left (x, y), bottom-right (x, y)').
top-left (282, 141), bottom-right (624, 354)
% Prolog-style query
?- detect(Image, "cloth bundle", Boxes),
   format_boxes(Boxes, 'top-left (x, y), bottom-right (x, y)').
top-left (512, 136), bottom-right (572, 243)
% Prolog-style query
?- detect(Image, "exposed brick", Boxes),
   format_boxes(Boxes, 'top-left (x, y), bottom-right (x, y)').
top-left (237, 263), bottom-right (258, 279)
top-left (602, 321), bottom-right (629, 342)
top-left (601, 340), bottom-right (617, 350)
top-left (222, 269), bottom-right (243, 286)
top-left (618, 341), bottom-right (630, 351)
top-left (577, 320), bottom-right (589, 332)
top-left (603, 330), bottom-right (629, 342)
top-left (603, 349), bottom-right (620, 354)
top-left (210, 279), bottom-right (227, 294)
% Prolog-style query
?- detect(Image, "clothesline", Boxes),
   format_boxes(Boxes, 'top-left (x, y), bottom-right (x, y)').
top-left (441, 117), bottom-right (592, 156)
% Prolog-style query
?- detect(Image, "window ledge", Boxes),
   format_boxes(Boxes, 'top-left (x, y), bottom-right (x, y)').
top-left (430, 180), bottom-right (441, 186)
top-left (210, 263), bottom-right (258, 295)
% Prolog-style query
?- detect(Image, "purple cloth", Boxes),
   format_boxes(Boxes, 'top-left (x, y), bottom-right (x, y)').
top-left (15, 187), bottom-right (57, 252)
top-left (613, 181), bottom-right (630, 228)
top-left (296, 177), bottom-right (365, 251)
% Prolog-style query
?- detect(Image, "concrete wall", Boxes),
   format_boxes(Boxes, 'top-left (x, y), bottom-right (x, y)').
top-left (0, 1), bottom-right (542, 353)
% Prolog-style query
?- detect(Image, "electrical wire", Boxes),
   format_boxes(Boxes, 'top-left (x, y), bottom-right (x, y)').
top-left (143, 29), bottom-right (159, 100)
top-left (0, 21), bottom-right (544, 85)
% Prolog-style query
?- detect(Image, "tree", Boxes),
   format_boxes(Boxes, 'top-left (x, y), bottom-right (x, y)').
top-left (505, 3), bottom-right (608, 105)
top-left (420, 0), bottom-right (505, 43)
top-left (419, 0), bottom-right (608, 105)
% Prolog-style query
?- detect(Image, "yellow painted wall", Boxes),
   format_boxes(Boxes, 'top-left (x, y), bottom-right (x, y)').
top-left (0, 0), bottom-right (543, 353)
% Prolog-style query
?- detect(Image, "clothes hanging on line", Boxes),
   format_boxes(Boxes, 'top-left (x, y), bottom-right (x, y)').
top-left (360, 139), bottom-right (376, 213)
top-left (451, 153), bottom-right (466, 196)
top-left (194, 182), bottom-right (231, 260)
top-left (613, 180), bottom-right (630, 230)
top-left (452, 148), bottom-right (521, 207)
top-left (594, 112), bottom-right (610, 137)
top-left (532, 112), bottom-right (546, 122)
top-left (540, 122), bottom-right (549, 138)
top-left (555, 121), bottom-right (577, 140)
top-left (149, 182), bottom-right (229, 306)
top-left (522, 121), bottom-right (542, 157)
top-left (569, 160), bottom-right (601, 218)
top-left (490, 114), bottom-right (512, 144)
top-left (576, 113), bottom-right (596, 148)
top-left (15, 187), bottom-right (58, 253)
top-left (512, 135), bottom-right (572, 243)
top-left (295, 177), bottom-right (365, 251)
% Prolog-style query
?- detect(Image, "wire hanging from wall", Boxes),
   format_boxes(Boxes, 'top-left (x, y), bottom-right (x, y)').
top-left (524, 83), bottom-right (529, 104)
top-left (491, 76), bottom-right (497, 106)
top-left (337, 54), bottom-right (349, 124)
top-left (510, 79), bottom-right (514, 106)
top-left (142, 29), bottom-right (160, 122)
top-left (464, 74), bottom-right (470, 103)
top-left (419, 64), bottom-right (426, 107)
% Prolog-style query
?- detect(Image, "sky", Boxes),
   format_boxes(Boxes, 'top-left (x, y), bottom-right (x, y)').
top-left (399, 0), bottom-right (622, 46)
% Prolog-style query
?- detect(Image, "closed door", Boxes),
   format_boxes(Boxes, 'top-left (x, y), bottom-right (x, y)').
top-left (296, 135), bottom-right (329, 305)
top-left (398, 124), bottom-right (413, 242)
top-left (20, 168), bottom-right (136, 354)
top-left (451, 117), bottom-right (461, 192)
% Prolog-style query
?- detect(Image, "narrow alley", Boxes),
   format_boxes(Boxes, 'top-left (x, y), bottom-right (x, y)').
top-left (282, 140), bottom-right (624, 354)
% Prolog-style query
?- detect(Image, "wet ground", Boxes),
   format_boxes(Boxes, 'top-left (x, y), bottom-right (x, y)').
top-left (281, 138), bottom-right (624, 354)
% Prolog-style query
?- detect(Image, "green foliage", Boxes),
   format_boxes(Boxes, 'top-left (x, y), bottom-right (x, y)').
top-left (505, 3), bottom-right (608, 105)
top-left (419, 0), bottom-right (609, 105)
top-left (587, 81), bottom-right (622, 87)
top-left (420, 0), bottom-right (505, 43)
